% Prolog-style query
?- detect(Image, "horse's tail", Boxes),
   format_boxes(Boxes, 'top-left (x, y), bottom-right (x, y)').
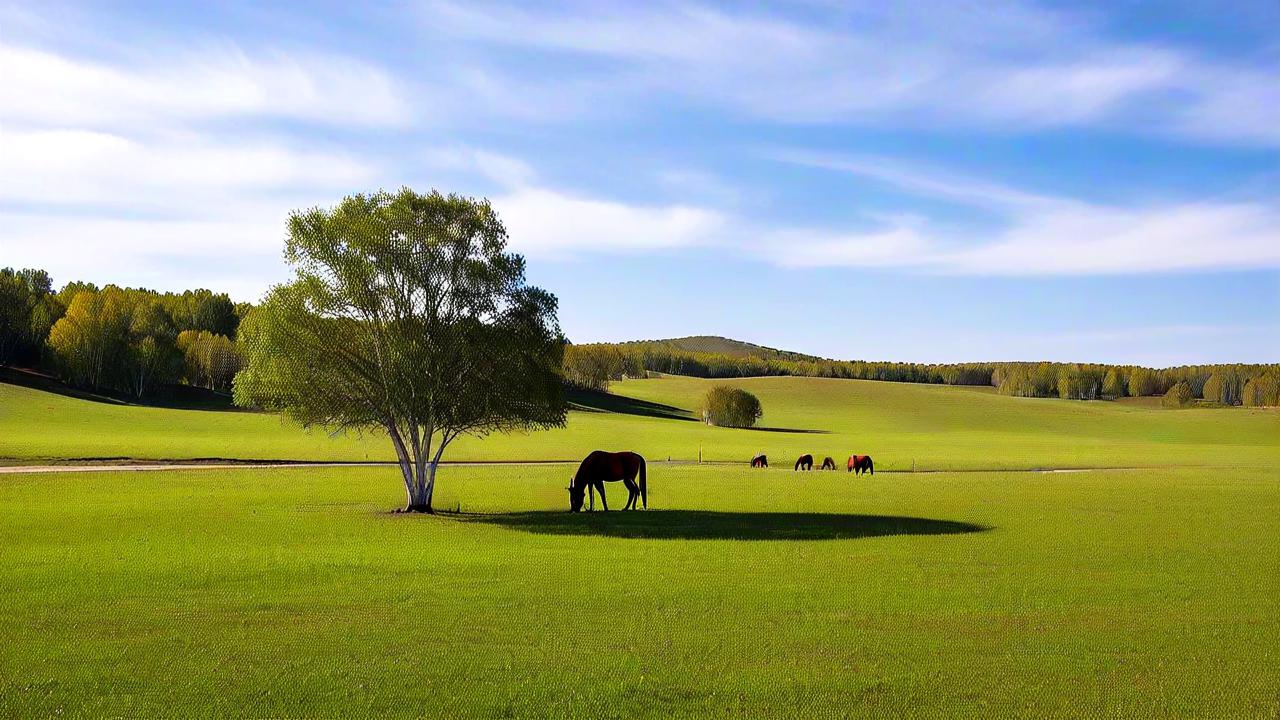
top-left (638, 456), bottom-right (647, 509)
top-left (867, 456), bottom-right (874, 475)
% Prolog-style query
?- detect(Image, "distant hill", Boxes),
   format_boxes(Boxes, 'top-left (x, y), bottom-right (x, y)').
top-left (628, 336), bottom-right (823, 363)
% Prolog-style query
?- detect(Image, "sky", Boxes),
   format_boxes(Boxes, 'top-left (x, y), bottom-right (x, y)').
top-left (1, 0), bottom-right (1277, 366)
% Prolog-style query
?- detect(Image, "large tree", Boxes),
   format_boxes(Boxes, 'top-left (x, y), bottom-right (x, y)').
top-left (234, 189), bottom-right (567, 512)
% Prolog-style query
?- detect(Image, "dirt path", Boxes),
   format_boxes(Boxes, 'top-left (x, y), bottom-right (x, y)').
top-left (0, 461), bottom-right (1173, 475)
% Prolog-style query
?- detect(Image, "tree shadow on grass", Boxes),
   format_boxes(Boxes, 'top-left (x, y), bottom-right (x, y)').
top-left (461, 510), bottom-right (989, 541)
top-left (564, 387), bottom-right (825, 434)
top-left (1, 366), bottom-right (244, 411)
top-left (566, 386), bottom-right (697, 421)
top-left (742, 426), bottom-right (830, 434)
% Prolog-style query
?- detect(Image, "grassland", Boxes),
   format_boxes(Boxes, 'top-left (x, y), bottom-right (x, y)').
top-left (5, 374), bottom-right (1277, 470)
top-left (2, 463), bottom-right (1277, 717)
top-left (3, 374), bottom-right (1277, 716)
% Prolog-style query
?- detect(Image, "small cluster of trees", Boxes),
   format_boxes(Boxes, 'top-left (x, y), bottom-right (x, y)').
top-left (701, 386), bottom-right (763, 428)
top-left (0, 268), bottom-right (61, 368)
top-left (561, 343), bottom-right (644, 391)
top-left (0, 268), bottom-right (245, 398)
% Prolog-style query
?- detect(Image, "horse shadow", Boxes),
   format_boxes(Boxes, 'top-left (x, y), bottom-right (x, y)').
top-left (461, 510), bottom-right (989, 541)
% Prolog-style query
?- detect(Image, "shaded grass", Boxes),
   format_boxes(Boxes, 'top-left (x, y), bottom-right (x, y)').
top-left (462, 509), bottom-right (988, 540)
top-left (1, 463), bottom-right (1277, 717)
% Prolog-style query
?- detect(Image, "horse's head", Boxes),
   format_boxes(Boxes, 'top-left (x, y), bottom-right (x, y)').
top-left (568, 479), bottom-right (585, 512)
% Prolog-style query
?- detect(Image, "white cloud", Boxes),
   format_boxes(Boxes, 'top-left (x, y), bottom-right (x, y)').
top-left (0, 41), bottom-right (410, 129)
top-left (494, 188), bottom-right (725, 258)
top-left (0, 212), bottom-right (291, 301)
top-left (948, 202), bottom-right (1280, 275)
top-left (0, 129), bottom-right (375, 210)
top-left (0, 37), bottom-right (404, 299)
top-left (759, 153), bottom-right (1280, 274)
top-left (417, 146), bottom-right (728, 257)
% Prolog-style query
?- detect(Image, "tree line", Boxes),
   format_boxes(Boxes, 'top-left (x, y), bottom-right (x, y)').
top-left (1, 267), bottom-right (247, 398)
top-left (562, 340), bottom-right (1280, 406)
top-left (4, 266), bottom-right (1278, 407)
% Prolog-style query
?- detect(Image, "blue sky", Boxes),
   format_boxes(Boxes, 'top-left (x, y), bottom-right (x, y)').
top-left (1, 0), bottom-right (1277, 365)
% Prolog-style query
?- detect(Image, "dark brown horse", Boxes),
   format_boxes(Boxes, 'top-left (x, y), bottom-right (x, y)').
top-left (751, 454), bottom-right (768, 468)
top-left (820, 456), bottom-right (836, 470)
top-left (847, 455), bottom-right (874, 475)
top-left (568, 450), bottom-right (647, 512)
top-left (794, 454), bottom-right (813, 471)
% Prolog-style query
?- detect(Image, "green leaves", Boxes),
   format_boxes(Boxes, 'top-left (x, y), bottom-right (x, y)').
top-left (701, 385), bottom-right (763, 428)
top-left (234, 188), bottom-right (567, 509)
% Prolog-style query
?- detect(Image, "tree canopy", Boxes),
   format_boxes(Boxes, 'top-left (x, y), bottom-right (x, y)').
top-left (234, 188), bottom-right (567, 512)
top-left (1162, 381), bottom-right (1194, 408)
top-left (701, 385), bottom-right (763, 428)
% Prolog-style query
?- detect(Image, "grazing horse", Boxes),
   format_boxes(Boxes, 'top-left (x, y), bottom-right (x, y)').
top-left (847, 455), bottom-right (874, 475)
top-left (568, 450), bottom-right (647, 512)
top-left (751, 454), bottom-right (768, 468)
top-left (820, 456), bottom-right (836, 470)
top-left (794, 454), bottom-right (814, 471)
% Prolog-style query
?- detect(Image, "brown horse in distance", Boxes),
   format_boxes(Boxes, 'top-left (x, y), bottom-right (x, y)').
top-left (794, 454), bottom-right (813, 471)
top-left (751, 454), bottom-right (768, 468)
top-left (569, 450), bottom-right (647, 512)
top-left (847, 455), bottom-right (874, 475)
top-left (820, 456), bottom-right (836, 470)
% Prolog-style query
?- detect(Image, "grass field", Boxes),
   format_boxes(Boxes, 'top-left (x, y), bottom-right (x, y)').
top-left (5, 374), bottom-right (1277, 470)
top-left (3, 375), bottom-right (1278, 716)
top-left (2, 464), bottom-right (1277, 717)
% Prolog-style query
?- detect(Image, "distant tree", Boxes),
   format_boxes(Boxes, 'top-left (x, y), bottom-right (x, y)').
top-left (1128, 367), bottom-right (1159, 397)
top-left (124, 300), bottom-right (181, 398)
top-left (1162, 380), bottom-right (1194, 408)
top-left (1102, 368), bottom-right (1126, 398)
top-left (47, 288), bottom-right (131, 390)
top-left (1202, 373), bottom-right (1225, 405)
top-left (1242, 373), bottom-right (1280, 407)
top-left (177, 330), bottom-right (242, 391)
top-left (1057, 365), bottom-right (1101, 400)
top-left (235, 189), bottom-right (567, 512)
top-left (701, 385), bottom-right (763, 428)
top-left (562, 343), bottom-right (625, 391)
top-left (0, 268), bottom-right (56, 366)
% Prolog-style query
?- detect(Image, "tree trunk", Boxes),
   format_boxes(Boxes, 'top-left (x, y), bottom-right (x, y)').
top-left (405, 478), bottom-right (433, 513)
top-left (386, 422), bottom-right (428, 512)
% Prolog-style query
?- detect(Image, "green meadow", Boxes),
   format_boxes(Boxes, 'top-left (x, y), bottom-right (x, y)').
top-left (3, 375), bottom-right (1278, 716)
top-left (5, 374), bottom-right (1277, 470)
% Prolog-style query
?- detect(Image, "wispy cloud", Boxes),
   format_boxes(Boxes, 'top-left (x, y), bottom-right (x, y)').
top-left (418, 0), bottom-right (1280, 144)
top-left (0, 129), bottom-right (374, 210)
top-left (762, 152), bottom-right (1280, 275)
top-left (420, 146), bottom-right (727, 258)
top-left (0, 41), bottom-right (410, 129)
top-left (496, 188), bottom-right (724, 258)
top-left (0, 37), bottom-right (405, 298)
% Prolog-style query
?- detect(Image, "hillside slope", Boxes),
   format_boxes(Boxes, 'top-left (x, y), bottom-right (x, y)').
top-left (628, 336), bottom-right (821, 362)
top-left (3, 375), bottom-right (1276, 470)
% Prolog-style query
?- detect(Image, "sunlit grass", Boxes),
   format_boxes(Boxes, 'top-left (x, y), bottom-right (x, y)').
top-left (5, 375), bottom-right (1277, 470)
top-left (1, 464), bottom-right (1276, 717)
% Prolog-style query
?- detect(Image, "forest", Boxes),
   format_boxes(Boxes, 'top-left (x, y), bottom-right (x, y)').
top-left (562, 340), bottom-right (1280, 406)
top-left (4, 266), bottom-right (1277, 406)
top-left (1, 268), bottom-right (247, 398)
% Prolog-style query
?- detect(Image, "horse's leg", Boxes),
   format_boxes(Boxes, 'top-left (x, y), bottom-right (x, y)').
top-left (589, 483), bottom-right (595, 511)
top-left (596, 481), bottom-right (608, 511)
top-left (623, 478), bottom-right (639, 510)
